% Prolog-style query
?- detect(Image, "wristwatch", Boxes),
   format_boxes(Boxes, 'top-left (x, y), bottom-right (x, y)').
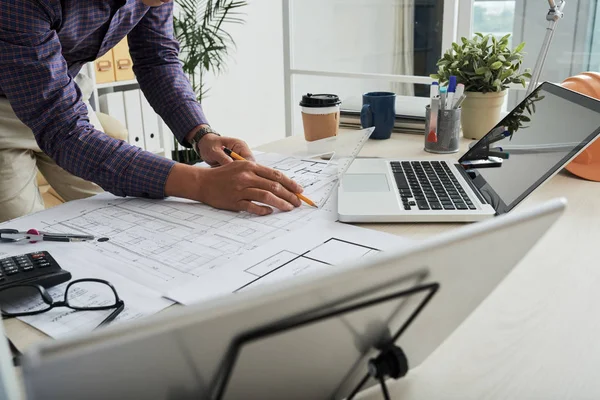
top-left (189, 125), bottom-right (220, 156)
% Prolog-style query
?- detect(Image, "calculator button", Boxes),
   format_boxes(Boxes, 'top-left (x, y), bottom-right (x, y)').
top-left (23, 266), bottom-right (34, 271)
top-left (36, 262), bottom-right (51, 268)
top-left (31, 253), bottom-right (45, 259)
top-left (5, 269), bottom-right (19, 275)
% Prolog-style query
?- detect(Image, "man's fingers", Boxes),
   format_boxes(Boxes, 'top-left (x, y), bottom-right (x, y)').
top-left (251, 176), bottom-right (301, 208)
top-left (238, 200), bottom-right (273, 216)
top-left (244, 188), bottom-right (295, 212)
top-left (211, 146), bottom-right (233, 165)
top-left (253, 165), bottom-right (303, 194)
top-left (231, 142), bottom-right (255, 162)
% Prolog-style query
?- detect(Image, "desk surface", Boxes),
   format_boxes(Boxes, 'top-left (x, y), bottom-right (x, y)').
top-left (6, 132), bottom-right (600, 399)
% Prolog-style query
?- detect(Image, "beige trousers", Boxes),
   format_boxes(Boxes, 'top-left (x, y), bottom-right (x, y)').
top-left (0, 74), bottom-right (102, 223)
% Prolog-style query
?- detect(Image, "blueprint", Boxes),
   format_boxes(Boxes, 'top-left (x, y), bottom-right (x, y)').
top-left (1, 153), bottom-right (339, 293)
top-left (168, 220), bottom-right (413, 305)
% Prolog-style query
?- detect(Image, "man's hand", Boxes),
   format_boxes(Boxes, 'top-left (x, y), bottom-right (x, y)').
top-left (165, 161), bottom-right (304, 216)
top-left (197, 134), bottom-right (255, 167)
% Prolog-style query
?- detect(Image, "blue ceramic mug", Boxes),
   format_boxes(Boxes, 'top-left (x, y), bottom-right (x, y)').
top-left (360, 92), bottom-right (396, 140)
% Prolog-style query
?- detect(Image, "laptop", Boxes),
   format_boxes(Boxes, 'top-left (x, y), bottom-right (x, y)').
top-left (338, 82), bottom-right (600, 223)
top-left (20, 198), bottom-right (566, 400)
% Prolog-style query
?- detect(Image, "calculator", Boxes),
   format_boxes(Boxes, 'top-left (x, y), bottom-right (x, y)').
top-left (0, 251), bottom-right (71, 289)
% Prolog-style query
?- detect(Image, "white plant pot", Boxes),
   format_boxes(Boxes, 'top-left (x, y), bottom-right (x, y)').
top-left (460, 90), bottom-right (507, 140)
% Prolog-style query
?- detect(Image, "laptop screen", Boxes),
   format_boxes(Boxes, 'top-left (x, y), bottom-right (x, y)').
top-left (458, 82), bottom-right (600, 214)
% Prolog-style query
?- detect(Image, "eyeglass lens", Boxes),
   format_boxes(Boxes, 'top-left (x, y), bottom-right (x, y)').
top-left (66, 280), bottom-right (118, 310)
top-left (0, 285), bottom-right (51, 315)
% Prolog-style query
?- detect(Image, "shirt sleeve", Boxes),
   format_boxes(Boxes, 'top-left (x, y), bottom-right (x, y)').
top-left (128, 3), bottom-right (209, 147)
top-left (0, 1), bottom-right (175, 199)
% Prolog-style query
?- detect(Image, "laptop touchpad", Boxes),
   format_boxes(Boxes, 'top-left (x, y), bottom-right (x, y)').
top-left (342, 174), bottom-right (390, 192)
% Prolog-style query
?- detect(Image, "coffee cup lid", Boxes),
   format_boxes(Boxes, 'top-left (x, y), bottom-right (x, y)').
top-left (299, 93), bottom-right (341, 107)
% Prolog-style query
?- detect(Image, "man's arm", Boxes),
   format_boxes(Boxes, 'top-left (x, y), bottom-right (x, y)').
top-left (128, 3), bottom-right (207, 148)
top-left (0, 1), bottom-right (175, 199)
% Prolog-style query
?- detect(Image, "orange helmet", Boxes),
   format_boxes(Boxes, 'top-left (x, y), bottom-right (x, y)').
top-left (561, 72), bottom-right (600, 181)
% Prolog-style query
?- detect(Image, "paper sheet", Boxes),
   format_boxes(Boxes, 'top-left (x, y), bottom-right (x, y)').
top-left (0, 244), bottom-right (172, 339)
top-left (167, 220), bottom-right (413, 305)
top-left (0, 153), bottom-right (338, 296)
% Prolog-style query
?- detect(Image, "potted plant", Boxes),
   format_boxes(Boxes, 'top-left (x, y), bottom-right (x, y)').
top-left (172, 0), bottom-right (248, 164)
top-left (431, 33), bottom-right (531, 140)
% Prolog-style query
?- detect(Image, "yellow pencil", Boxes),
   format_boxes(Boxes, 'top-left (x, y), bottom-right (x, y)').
top-left (222, 147), bottom-right (318, 208)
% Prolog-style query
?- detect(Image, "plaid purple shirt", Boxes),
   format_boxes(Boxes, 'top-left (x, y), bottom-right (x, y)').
top-left (0, 0), bottom-right (208, 198)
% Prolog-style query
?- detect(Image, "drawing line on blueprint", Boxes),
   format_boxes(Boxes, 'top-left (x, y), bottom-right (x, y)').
top-left (234, 238), bottom-right (381, 293)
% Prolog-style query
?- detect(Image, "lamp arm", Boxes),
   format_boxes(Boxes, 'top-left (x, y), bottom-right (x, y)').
top-left (526, 0), bottom-right (566, 96)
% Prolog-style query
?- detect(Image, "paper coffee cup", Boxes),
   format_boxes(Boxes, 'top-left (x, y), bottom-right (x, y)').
top-left (299, 93), bottom-right (341, 142)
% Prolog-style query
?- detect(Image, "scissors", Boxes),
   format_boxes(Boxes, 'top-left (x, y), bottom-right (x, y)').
top-left (0, 229), bottom-right (95, 243)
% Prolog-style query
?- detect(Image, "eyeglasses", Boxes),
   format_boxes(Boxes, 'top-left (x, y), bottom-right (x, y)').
top-left (0, 278), bottom-right (124, 329)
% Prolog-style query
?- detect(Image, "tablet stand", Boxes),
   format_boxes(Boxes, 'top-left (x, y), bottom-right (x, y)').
top-left (211, 280), bottom-right (440, 400)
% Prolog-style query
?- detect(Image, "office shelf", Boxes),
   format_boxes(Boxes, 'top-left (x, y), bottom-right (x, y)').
top-left (96, 79), bottom-right (139, 90)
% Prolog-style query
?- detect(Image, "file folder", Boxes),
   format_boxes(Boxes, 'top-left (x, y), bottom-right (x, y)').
top-left (94, 51), bottom-right (115, 84)
top-left (140, 92), bottom-right (162, 152)
top-left (98, 92), bottom-right (127, 131)
top-left (113, 37), bottom-right (135, 82)
top-left (123, 89), bottom-right (146, 149)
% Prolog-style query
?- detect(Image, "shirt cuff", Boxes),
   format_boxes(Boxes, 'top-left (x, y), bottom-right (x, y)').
top-left (122, 150), bottom-right (176, 199)
top-left (163, 100), bottom-right (209, 147)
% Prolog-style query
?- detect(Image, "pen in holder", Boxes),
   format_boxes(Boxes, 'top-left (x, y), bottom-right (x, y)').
top-left (424, 105), bottom-right (461, 154)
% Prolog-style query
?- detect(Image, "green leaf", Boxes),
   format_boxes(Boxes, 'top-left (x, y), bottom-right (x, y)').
top-left (499, 70), bottom-right (512, 81)
top-left (475, 67), bottom-right (488, 75)
top-left (490, 61), bottom-right (503, 70)
top-left (514, 42), bottom-right (526, 53)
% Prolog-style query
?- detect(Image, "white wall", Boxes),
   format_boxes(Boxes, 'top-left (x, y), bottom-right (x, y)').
top-left (201, 0), bottom-right (286, 147)
top-left (289, 0), bottom-right (398, 136)
top-left (201, 0), bottom-right (400, 141)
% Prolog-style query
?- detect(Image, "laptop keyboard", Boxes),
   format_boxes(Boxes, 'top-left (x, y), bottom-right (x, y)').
top-left (391, 161), bottom-right (476, 211)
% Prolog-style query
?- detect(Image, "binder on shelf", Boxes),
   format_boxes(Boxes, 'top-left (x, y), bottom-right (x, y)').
top-left (94, 51), bottom-right (115, 84)
top-left (139, 92), bottom-right (162, 153)
top-left (98, 92), bottom-right (127, 131)
top-left (159, 119), bottom-right (174, 159)
top-left (112, 37), bottom-right (135, 82)
top-left (123, 89), bottom-right (146, 149)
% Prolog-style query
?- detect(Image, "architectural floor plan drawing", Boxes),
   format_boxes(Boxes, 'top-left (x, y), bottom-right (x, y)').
top-left (4, 153), bottom-right (339, 293)
top-left (233, 238), bottom-right (381, 293)
top-left (255, 153), bottom-right (339, 207)
top-left (169, 220), bottom-right (413, 305)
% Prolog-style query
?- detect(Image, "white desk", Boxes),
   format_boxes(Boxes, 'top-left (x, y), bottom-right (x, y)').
top-left (6, 132), bottom-right (600, 399)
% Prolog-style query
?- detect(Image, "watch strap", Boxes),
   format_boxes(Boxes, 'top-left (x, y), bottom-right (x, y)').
top-left (190, 126), bottom-right (220, 155)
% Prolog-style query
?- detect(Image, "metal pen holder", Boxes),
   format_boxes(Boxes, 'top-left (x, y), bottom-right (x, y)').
top-left (424, 105), bottom-right (461, 154)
